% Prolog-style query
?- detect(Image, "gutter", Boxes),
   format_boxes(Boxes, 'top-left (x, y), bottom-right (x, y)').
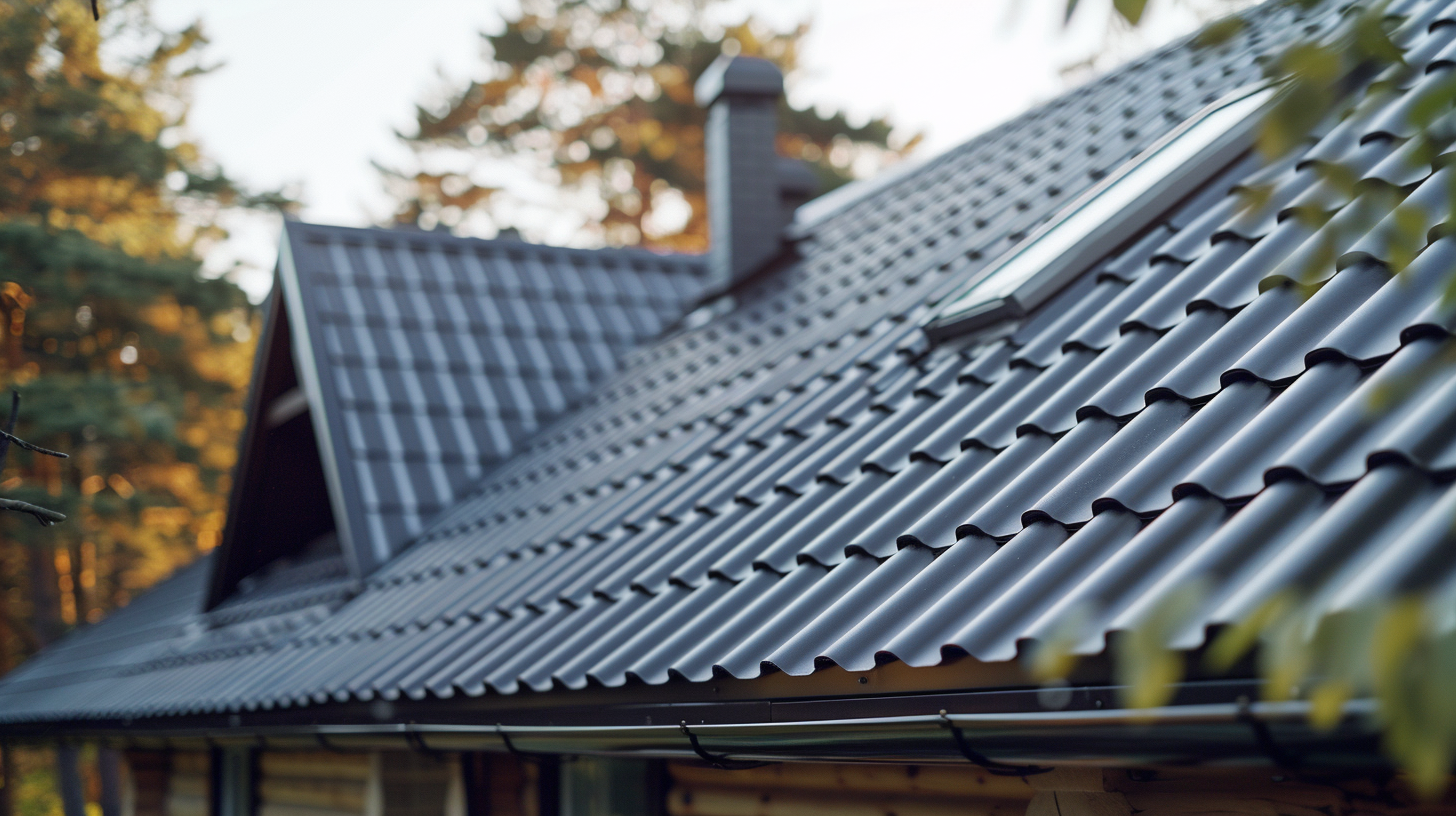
top-left (95, 700), bottom-right (1381, 769)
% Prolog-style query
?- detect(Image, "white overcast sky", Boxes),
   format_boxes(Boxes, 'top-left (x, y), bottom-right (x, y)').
top-left (149, 0), bottom-right (1238, 300)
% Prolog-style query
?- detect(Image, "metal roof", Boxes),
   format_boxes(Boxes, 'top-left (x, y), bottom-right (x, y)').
top-left (6, 0), bottom-right (1449, 725)
top-left (277, 224), bottom-right (707, 571)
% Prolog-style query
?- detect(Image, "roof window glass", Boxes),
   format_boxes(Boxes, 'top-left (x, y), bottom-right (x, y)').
top-left (926, 85), bottom-right (1273, 339)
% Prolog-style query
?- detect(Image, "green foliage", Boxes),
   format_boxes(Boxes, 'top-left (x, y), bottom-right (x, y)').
top-left (0, 0), bottom-right (263, 672)
top-left (383, 0), bottom-right (919, 251)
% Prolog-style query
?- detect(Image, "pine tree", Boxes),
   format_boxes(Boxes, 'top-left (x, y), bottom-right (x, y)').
top-left (384, 0), bottom-right (919, 251)
top-left (0, 0), bottom-right (267, 668)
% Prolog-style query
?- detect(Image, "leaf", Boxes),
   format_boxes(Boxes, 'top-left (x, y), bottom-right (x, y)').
top-left (1194, 17), bottom-right (1245, 49)
top-left (1258, 81), bottom-right (1333, 161)
top-left (1308, 680), bottom-right (1351, 731)
top-left (1112, 0), bottom-right (1147, 26)
top-left (1206, 592), bottom-right (1295, 673)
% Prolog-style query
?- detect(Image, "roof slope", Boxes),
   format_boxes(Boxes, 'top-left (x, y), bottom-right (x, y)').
top-left (275, 224), bottom-right (707, 571)
top-left (4, 0), bottom-right (1441, 723)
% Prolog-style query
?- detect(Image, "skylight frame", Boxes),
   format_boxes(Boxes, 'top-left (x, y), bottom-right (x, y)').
top-left (925, 84), bottom-right (1274, 339)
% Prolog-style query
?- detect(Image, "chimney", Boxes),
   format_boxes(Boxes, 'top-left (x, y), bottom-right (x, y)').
top-left (696, 55), bottom-right (787, 290)
top-left (776, 157), bottom-right (819, 220)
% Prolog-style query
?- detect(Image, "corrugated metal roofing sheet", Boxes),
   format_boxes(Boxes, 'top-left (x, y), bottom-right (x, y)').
top-left (279, 225), bottom-right (708, 566)
top-left (6, 0), bottom-right (1447, 723)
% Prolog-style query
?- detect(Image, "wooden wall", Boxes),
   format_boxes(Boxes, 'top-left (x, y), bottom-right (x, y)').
top-left (124, 751), bottom-right (171, 816)
top-left (669, 762), bottom-right (1456, 816)
top-left (165, 752), bottom-right (210, 816)
top-left (668, 761), bottom-right (1033, 816)
top-left (257, 751), bottom-right (369, 816)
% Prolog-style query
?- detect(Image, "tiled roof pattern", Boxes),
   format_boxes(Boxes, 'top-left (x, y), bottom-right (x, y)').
top-left (282, 224), bottom-right (707, 559)
top-left (5, 0), bottom-right (1443, 722)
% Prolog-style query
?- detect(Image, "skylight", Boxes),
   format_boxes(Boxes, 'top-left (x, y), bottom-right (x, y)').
top-left (925, 84), bottom-right (1274, 339)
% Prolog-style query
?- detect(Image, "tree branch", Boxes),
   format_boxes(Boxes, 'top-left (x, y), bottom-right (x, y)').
top-left (0, 391), bottom-right (68, 526)
top-left (0, 498), bottom-right (66, 527)
top-left (0, 430), bottom-right (67, 460)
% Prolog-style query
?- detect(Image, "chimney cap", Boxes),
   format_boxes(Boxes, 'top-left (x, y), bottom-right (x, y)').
top-left (694, 55), bottom-right (783, 107)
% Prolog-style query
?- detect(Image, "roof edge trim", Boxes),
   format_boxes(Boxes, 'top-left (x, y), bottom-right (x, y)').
top-left (276, 230), bottom-right (375, 577)
top-left (925, 83), bottom-right (1273, 341)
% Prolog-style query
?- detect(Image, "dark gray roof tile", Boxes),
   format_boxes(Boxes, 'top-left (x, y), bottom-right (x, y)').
top-left (1215, 167), bottom-right (1321, 241)
top-left (1105, 380), bottom-right (1275, 515)
top-left (959, 350), bottom-right (1099, 449)
top-left (1186, 358), bottom-right (1365, 499)
top-left (946, 512), bottom-right (1145, 662)
top-left (1030, 398), bottom-right (1193, 528)
top-left (878, 524), bottom-right (1066, 668)
top-left (1065, 260), bottom-right (1186, 351)
top-left (1082, 311), bottom-right (1227, 420)
top-left (678, 563), bottom-right (839, 681)
top-left (623, 571), bottom-right (781, 685)
top-left (768, 548), bottom-right (933, 675)
top-left (1213, 464), bottom-right (1443, 625)
top-left (1112, 478), bottom-right (1331, 650)
top-left (754, 470), bottom-right (893, 573)
top-left (1320, 236), bottom-right (1456, 361)
top-left (1010, 278), bottom-right (1128, 368)
top-left (1268, 337), bottom-right (1456, 485)
top-left (1328, 478), bottom-right (1456, 609)
top-left (1190, 218), bottom-right (1320, 310)
top-left (1148, 197), bottom-right (1240, 263)
top-left (1022, 330), bottom-right (1159, 433)
top-left (1124, 239), bottom-right (1253, 331)
top-left (1151, 286), bottom-right (1302, 402)
top-left (959, 420), bottom-right (1117, 540)
top-left (900, 433), bottom-right (1055, 550)
top-left (798, 459), bottom-right (943, 567)
top-left (844, 447), bottom-right (997, 559)
top-left (1025, 495), bottom-right (1230, 656)
top-left (1100, 225), bottom-right (1178, 282)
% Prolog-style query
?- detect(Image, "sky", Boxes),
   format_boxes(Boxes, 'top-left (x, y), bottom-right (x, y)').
top-left (148, 0), bottom-right (1237, 300)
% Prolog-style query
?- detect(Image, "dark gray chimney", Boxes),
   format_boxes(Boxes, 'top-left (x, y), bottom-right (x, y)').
top-left (695, 55), bottom-right (786, 290)
top-left (777, 157), bottom-right (819, 220)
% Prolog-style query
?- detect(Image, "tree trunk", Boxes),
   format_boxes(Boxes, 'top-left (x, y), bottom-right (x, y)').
top-left (99, 748), bottom-right (122, 816)
top-left (56, 745), bottom-right (85, 816)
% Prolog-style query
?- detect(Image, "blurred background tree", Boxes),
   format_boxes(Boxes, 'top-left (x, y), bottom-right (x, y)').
top-left (382, 0), bottom-right (921, 251)
top-left (0, 0), bottom-right (279, 812)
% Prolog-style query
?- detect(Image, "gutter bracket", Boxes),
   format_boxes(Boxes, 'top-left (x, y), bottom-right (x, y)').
top-left (679, 721), bottom-right (771, 771)
top-left (496, 723), bottom-right (550, 761)
top-left (939, 710), bottom-right (1053, 777)
top-left (404, 730), bottom-right (443, 760)
top-left (1236, 698), bottom-right (1303, 770)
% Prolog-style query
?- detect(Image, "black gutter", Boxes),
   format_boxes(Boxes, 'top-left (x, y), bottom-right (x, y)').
top-left (11, 701), bottom-right (1385, 770)
top-left (0, 681), bottom-right (1386, 770)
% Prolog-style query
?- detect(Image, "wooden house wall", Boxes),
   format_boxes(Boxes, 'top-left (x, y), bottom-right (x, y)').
top-left (667, 763), bottom-right (1456, 816)
top-left (257, 752), bottom-right (370, 816)
top-left (124, 751), bottom-right (171, 816)
top-left (165, 752), bottom-right (210, 816)
top-left (667, 761), bottom-right (1033, 816)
